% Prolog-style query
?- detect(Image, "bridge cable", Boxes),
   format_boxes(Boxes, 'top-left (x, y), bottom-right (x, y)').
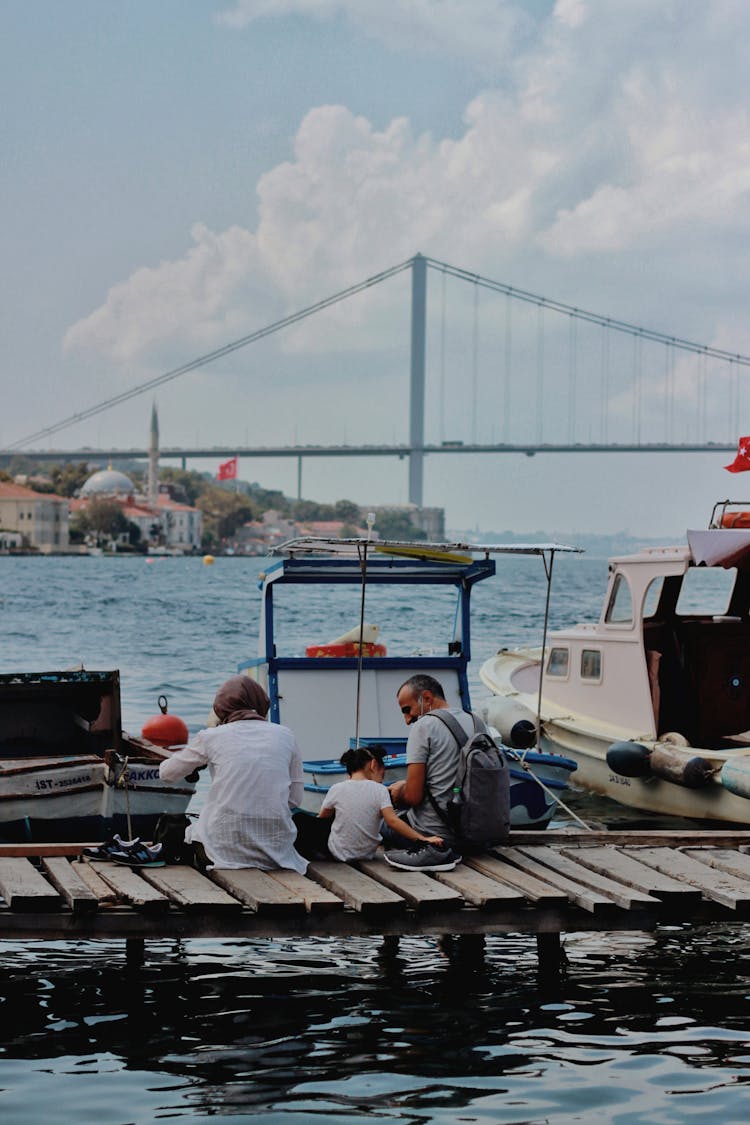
top-left (424, 256), bottom-right (750, 368)
top-left (7, 258), bottom-right (414, 451)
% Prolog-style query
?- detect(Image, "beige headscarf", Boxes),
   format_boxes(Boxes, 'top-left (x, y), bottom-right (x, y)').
top-left (212, 676), bottom-right (270, 724)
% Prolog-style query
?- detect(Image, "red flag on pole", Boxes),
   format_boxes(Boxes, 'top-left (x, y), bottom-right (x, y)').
top-left (725, 438), bottom-right (750, 473)
top-left (217, 456), bottom-right (238, 481)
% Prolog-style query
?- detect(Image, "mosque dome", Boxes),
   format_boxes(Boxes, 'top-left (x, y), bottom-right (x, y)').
top-left (80, 468), bottom-right (135, 498)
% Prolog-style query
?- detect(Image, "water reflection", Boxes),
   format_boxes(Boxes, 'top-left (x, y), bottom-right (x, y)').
top-left (1, 926), bottom-right (750, 1121)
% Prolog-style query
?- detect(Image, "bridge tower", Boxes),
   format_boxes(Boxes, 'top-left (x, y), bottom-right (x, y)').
top-left (409, 253), bottom-right (426, 507)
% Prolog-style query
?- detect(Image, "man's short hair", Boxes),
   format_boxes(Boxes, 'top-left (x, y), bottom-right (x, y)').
top-left (398, 673), bottom-right (446, 700)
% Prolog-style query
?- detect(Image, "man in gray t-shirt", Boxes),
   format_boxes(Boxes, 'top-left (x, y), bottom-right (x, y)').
top-left (389, 673), bottom-right (474, 841)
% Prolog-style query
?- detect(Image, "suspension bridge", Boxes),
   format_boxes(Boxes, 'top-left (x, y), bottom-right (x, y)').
top-left (4, 255), bottom-right (749, 507)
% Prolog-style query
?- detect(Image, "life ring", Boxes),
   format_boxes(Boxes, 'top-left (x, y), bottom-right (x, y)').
top-left (720, 511), bottom-right (750, 528)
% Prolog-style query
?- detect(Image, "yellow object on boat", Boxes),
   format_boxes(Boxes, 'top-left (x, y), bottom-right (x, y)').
top-left (375, 544), bottom-right (474, 565)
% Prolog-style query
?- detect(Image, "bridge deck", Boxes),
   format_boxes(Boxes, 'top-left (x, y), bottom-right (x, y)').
top-left (2, 831), bottom-right (750, 972)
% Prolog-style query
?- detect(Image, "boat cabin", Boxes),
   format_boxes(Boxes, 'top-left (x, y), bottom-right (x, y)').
top-left (542, 528), bottom-right (750, 750)
top-left (0, 670), bottom-right (123, 759)
top-left (242, 548), bottom-right (496, 759)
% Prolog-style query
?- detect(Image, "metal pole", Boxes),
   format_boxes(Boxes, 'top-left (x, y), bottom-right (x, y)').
top-left (409, 254), bottom-right (427, 507)
top-left (297, 455), bottom-right (302, 500)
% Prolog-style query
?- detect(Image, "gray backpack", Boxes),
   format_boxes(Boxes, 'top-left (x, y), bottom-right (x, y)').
top-left (429, 710), bottom-right (511, 849)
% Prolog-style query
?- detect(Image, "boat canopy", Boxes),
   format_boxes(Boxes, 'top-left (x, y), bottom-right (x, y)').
top-left (687, 528), bottom-right (750, 570)
top-left (272, 536), bottom-right (582, 560)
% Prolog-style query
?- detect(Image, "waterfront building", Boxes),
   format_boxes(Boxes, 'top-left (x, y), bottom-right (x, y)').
top-left (73, 407), bottom-right (202, 552)
top-left (0, 480), bottom-right (69, 551)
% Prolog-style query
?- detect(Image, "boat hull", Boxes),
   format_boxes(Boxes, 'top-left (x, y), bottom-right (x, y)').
top-left (299, 749), bottom-right (577, 828)
top-left (0, 753), bottom-right (195, 842)
top-left (481, 649), bottom-right (750, 825)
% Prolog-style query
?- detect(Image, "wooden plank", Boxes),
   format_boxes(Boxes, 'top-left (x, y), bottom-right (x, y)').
top-left (41, 857), bottom-right (99, 914)
top-left (512, 830), bottom-right (750, 847)
top-left (491, 847), bottom-right (616, 914)
top-left (465, 854), bottom-right (567, 905)
top-left (518, 846), bottom-right (660, 909)
top-left (0, 858), bottom-right (61, 911)
top-left (0, 843), bottom-right (94, 858)
top-left (89, 861), bottom-right (170, 912)
top-left (73, 859), bottom-right (118, 903)
top-left (632, 847), bottom-right (750, 909)
top-left (433, 864), bottom-right (525, 907)
top-left (562, 846), bottom-right (702, 902)
top-left (356, 857), bottom-right (463, 911)
top-left (683, 848), bottom-right (750, 884)
top-left (306, 860), bottom-right (405, 916)
top-left (266, 869), bottom-right (344, 914)
top-left (141, 866), bottom-right (242, 912)
top-left (210, 868), bottom-right (306, 915)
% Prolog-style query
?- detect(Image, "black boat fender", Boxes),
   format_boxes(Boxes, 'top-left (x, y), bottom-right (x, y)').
top-left (606, 740), bottom-right (651, 778)
top-left (606, 740), bottom-right (713, 788)
top-left (483, 697), bottom-right (539, 750)
top-left (650, 744), bottom-right (714, 788)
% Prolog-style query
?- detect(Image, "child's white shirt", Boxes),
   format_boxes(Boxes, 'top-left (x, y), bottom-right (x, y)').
top-left (320, 778), bottom-right (393, 861)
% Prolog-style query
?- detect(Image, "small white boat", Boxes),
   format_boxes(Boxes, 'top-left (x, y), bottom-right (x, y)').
top-left (241, 537), bottom-right (579, 828)
top-left (0, 670), bottom-right (195, 842)
top-left (480, 503), bottom-right (750, 824)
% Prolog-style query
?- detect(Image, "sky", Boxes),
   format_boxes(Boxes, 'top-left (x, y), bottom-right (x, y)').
top-left (4, 0), bottom-right (750, 537)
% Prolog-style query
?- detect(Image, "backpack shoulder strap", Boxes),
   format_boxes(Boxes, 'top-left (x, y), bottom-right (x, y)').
top-left (430, 709), bottom-right (486, 745)
top-left (429, 708), bottom-right (472, 746)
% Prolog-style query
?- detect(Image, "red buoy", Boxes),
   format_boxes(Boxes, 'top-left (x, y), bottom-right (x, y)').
top-left (142, 694), bottom-right (189, 748)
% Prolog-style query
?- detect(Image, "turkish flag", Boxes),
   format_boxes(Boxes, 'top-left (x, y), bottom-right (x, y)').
top-left (217, 456), bottom-right (238, 481)
top-left (725, 438), bottom-right (750, 473)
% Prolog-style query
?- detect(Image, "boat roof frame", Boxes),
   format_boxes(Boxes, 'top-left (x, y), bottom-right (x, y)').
top-left (264, 536), bottom-right (581, 589)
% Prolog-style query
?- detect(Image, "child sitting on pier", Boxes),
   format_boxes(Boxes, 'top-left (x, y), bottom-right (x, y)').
top-left (316, 745), bottom-right (445, 862)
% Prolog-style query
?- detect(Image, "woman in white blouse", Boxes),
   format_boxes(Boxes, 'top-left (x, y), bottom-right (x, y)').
top-left (159, 675), bottom-right (306, 872)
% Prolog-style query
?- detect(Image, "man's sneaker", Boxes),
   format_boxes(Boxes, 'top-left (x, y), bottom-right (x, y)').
top-left (82, 837), bottom-right (122, 861)
top-left (383, 842), bottom-right (461, 872)
top-left (110, 839), bottom-right (165, 867)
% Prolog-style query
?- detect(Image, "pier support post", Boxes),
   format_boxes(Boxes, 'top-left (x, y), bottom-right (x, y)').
top-left (126, 938), bottom-right (145, 969)
top-left (536, 932), bottom-right (562, 984)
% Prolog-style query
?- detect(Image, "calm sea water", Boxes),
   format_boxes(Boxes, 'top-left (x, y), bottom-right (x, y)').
top-left (2, 554), bottom-right (750, 1124)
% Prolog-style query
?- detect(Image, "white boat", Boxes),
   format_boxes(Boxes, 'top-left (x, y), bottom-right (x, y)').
top-left (480, 503), bottom-right (750, 824)
top-left (240, 537), bottom-right (579, 828)
top-left (0, 670), bottom-right (195, 842)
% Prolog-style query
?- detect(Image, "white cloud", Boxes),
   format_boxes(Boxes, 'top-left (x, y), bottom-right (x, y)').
top-left (65, 2), bottom-right (750, 392)
top-left (63, 223), bottom-right (272, 362)
top-left (216, 0), bottom-right (532, 69)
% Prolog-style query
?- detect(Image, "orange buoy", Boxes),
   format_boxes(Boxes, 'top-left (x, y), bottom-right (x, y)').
top-left (141, 694), bottom-right (189, 748)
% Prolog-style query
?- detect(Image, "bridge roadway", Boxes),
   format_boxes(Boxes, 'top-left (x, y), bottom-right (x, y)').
top-left (0, 440), bottom-right (736, 468)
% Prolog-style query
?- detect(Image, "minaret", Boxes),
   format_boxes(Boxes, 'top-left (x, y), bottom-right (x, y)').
top-left (148, 402), bottom-right (159, 507)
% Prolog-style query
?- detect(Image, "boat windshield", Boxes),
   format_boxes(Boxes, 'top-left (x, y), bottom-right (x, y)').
top-left (270, 582), bottom-right (464, 658)
top-left (675, 567), bottom-right (736, 616)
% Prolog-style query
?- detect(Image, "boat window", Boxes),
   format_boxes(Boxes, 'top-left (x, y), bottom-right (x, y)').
top-left (546, 647), bottom-right (569, 677)
top-left (675, 566), bottom-right (736, 616)
top-left (580, 649), bottom-right (602, 680)
top-left (605, 574), bottom-right (633, 625)
top-left (271, 582), bottom-right (465, 658)
top-left (642, 577), bottom-right (664, 619)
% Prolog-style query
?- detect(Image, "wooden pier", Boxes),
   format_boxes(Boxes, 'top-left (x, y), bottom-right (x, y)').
top-left (3, 830), bottom-right (750, 975)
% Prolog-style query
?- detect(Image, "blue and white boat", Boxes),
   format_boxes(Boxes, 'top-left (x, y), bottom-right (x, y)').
top-left (240, 537), bottom-right (578, 828)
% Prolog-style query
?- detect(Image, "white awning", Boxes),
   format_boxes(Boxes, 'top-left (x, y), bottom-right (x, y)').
top-left (687, 528), bottom-right (750, 569)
